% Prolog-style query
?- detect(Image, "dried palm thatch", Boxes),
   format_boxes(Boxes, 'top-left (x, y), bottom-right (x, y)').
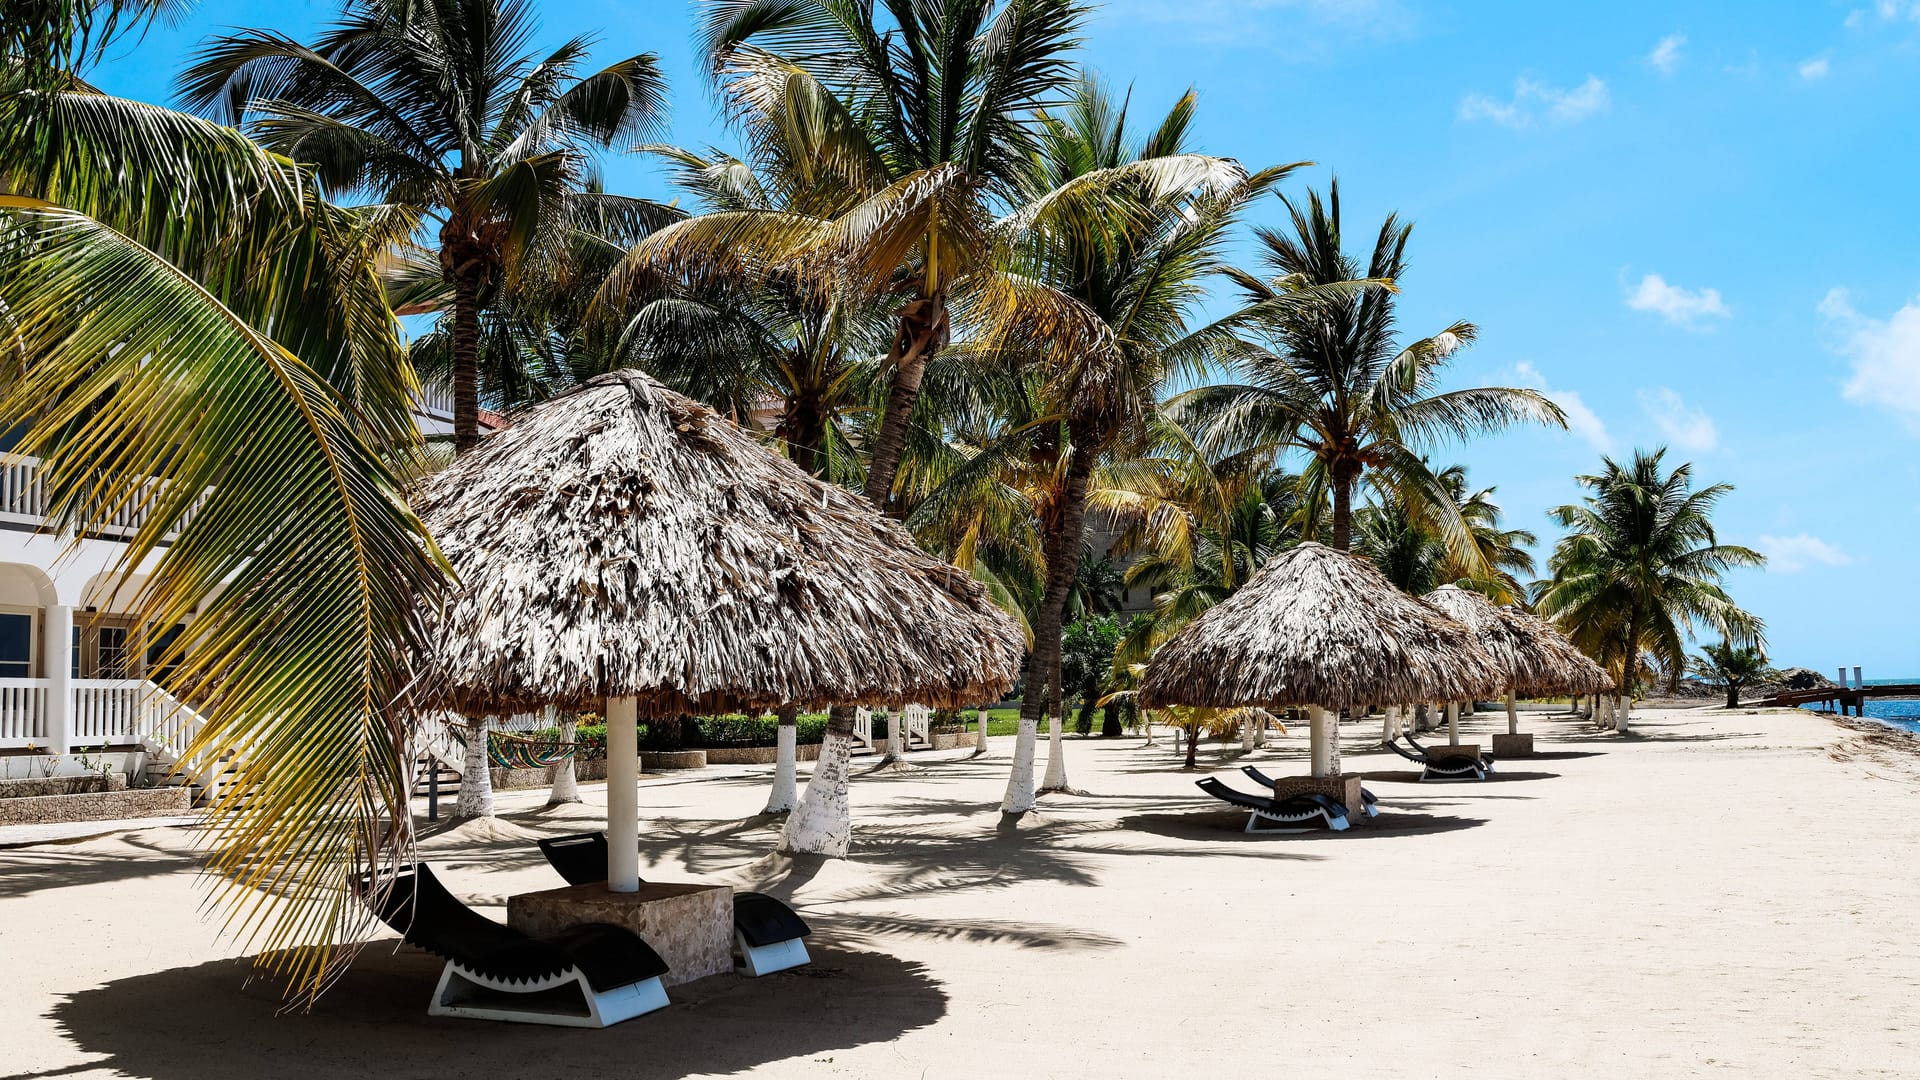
top-left (1139, 542), bottom-right (1504, 710)
top-left (1422, 584), bottom-right (1565, 696)
top-left (413, 370), bottom-right (1024, 716)
top-left (1502, 606), bottom-right (1615, 696)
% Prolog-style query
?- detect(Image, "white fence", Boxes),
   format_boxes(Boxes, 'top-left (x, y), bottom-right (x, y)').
top-left (0, 678), bottom-right (49, 742)
top-left (0, 453), bottom-right (201, 537)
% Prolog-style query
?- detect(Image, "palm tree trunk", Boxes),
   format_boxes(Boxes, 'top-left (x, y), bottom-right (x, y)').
top-left (781, 705), bottom-right (855, 856)
top-left (546, 707), bottom-right (580, 806)
top-left (450, 272), bottom-right (483, 456)
top-left (863, 294), bottom-right (948, 517)
top-left (763, 704), bottom-right (799, 814)
top-left (455, 716), bottom-right (493, 819)
top-left (1330, 469), bottom-right (1357, 550)
top-left (1040, 678), bottom-right (1069, 792)
top-left (1002, 451), bottom-right (1092, 812)
top-left (972, 705), bottom-right (990, 757)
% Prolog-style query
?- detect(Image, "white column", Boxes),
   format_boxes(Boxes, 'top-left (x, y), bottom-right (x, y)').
top-left (44, 604), bottom-right (71, 754)
top-left (972, 706), bottom-right (990, 757)
top-left (1446, 702), bottom-right (1460, 746)
top-left (1505, 693), bottom-right (1518, 736)
top-left (606, 695), bottom-right (640, 892)
top-left (1308, 706), bottom-right (1331, 777)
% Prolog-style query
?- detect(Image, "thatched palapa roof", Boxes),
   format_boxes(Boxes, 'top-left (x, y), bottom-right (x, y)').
top-left (1138, 542), bottom-right (1504, 710)
top-left (412, 370), bottom-right (1024, 716)
top-left (1421, 584), bottom-right (1565, 696)
top-left (1502, 606), bottom-right (1615, 696)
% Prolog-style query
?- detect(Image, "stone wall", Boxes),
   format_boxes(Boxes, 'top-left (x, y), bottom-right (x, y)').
top-left (0, 773), bottom-right (128, 799)
top-left (0, 785), bottom-right (190, 826)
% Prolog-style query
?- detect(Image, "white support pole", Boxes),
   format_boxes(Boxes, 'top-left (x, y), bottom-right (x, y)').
top-left (44, 604), bottom-right (71, 756)
top-left (1446, 702), bottom-right (1460, 746)
top-left (972, 706), bottom-right (990, 757)
top-left (606, 695), bottom-right (640, 893)
top-left (1505, 693), bottom-right (1519, 736)
top-left (1308, 706), bottom-right (1331, 777)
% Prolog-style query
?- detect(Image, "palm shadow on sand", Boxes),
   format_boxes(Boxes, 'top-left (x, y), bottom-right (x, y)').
top-left (47, 942), bottom-right (943, 1080)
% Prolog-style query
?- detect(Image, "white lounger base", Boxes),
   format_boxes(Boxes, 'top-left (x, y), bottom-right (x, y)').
top-left (736, 932), bottom-right (811, 977)
top-left (1244, 808), bottom-right (1348, 834)
top-left (428, 961), bottom-right (670, 1028)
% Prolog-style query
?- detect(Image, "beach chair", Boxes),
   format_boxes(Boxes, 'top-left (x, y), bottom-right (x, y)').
top-left (1194, 777), bottom-right (1350, 833)
top-left (1384, 733), bottom-right (1492, 781)
top-left (360, 863), bottom-right (670, 1028)
top-left (1239, 765), bottom-right (1380, 817)
top-left (536, 832), bottom-right (813, 977)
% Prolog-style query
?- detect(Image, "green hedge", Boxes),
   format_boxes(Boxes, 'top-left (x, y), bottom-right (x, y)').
top-left (531, 713), bottom-right (831, 759)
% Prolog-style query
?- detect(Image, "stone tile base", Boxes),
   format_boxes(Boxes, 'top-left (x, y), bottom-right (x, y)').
top-left (1426, 742), bottom-right (1482, 764)
top-left (509, 881), bottom-right (733, 986)
top-left (1490, 733), bottom-right (1534, 757)
top-left (1266, 774), bottom-right (1365, 824)
top-left (0, 785), bottom-right (190, 826)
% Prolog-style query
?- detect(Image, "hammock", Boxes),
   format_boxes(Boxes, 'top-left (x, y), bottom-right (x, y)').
top-left (447, 727), bottom-right (577, 770)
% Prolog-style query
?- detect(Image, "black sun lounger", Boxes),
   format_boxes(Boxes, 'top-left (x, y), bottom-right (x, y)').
top-left (1194, 777), bottom-right (1350, 833)
top-left (1386, 733), bottom-right (1492, 781)
top-left (1239, 765), bottom-right (1379, 817)
top-left (361, 863), bottom-right (670, 1027)
top-left (537, 832), bottom-right (813, 977)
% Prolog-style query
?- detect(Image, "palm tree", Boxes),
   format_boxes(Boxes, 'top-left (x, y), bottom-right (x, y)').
top-left (1689, 641), bottom-right (1772, 709)
top-left (1534, 448), bottom-right (1766, 732)
top-left (1178, 182), bottom-right (1564, 559)
top-left (179, 0), bottom-right (672, 453)
top-left (698, 0), bottom-right (1091, 515)
top-left (0, 78), bottom-right (446, 1002)
top-left (1356, 464), bottom-right (1535, 602)
top-left (987, 78), bottom-right (1296, 812)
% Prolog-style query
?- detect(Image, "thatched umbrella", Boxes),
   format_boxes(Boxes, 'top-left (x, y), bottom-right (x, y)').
top-left (413, 370), bottom-right (1023, 879)
top-left (1139, 542), bottom-right (1504, 777)
top-left (1423, 584), bottom-right (1567, 745)
top-left (1502, 606), bottom-right (1615, 725)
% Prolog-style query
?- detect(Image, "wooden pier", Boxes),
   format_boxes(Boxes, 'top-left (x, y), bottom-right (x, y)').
top-left (1759, 684), bottom-right (1920, 716)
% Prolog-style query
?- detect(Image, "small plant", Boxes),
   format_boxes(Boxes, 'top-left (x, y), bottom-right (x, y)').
top-left (25, 743), bottom-right (59, 779)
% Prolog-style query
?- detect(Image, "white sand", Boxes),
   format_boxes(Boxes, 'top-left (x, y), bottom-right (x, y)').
top-left (5, 705), bottom-right (1919, 1079)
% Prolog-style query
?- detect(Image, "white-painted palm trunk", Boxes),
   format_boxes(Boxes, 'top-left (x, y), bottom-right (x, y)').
top-left (878, 707), bottom-right (905, 765)
top-left (1597, 694), bottom-right (1613, 727)
top-left (547, 709), bottom-right (580, 806)
top-left (606, 696), bottom-right (640, 891)
top-left (1381, 705), bottom-right (1399, 743)
top-left (1039, 704), bottom-right (1069, 792)
top-left (1505, 694), bottom-right (1519, 736)
top-left (782, 729), bottom-right (853, 857)
top-left (763, 722), bottom-right (798, 814)
top-left (1615, 693), bottom-right (1630, 734)
top-left (1241, 714), bottom-right (1259, 752)
top-left (972, 707), bottom-right (990, 757)
top-left (1001, 712), bottom-right (1041, 812)
top-left (455, 716), bottom-right (494, 819)
top-left (1446, 702), bottom-right (1461, 746)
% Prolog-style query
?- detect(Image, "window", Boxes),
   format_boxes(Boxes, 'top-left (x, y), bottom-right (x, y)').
top-left (146, 623), bottom-right (185, 688)
top-left (96, 625), bottom-right (130, 678)
top-left (0, 611), bottom-right (31, 678)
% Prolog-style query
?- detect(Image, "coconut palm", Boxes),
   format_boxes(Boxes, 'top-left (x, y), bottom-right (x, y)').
top-left (178, 0), bottom-right (673, 453)
top-left (1356, 464), bottom-right (1535, 602)
top-left (697, 0), bottom-right (1092, 515)
top-left (0, 79), bottom-right (446, 1001)
top-left (1689, 641), bottom-right (1772, 709)
top-left (1177, 182), bottom-right (1564, 559)
top-left (1533, 448), bottom-right (1766, 732)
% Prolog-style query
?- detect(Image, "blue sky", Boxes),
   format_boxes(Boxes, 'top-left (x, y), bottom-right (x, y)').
top-left (89, 0), bottom-right (1920, 674)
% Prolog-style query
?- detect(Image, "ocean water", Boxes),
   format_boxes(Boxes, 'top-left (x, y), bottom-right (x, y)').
top-left (1798, 678), bottom-right (1920, 734)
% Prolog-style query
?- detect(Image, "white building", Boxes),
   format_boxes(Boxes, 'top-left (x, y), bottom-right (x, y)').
top-left (0, 382), bottom-right (481, 782)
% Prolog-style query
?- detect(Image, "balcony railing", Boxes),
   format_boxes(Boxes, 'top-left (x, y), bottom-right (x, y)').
top-left (0, 453), bottom-right (201, 539)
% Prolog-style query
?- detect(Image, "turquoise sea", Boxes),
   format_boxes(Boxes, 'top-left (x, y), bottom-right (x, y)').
top-left (1798, 678), bottom-right (1920, 734)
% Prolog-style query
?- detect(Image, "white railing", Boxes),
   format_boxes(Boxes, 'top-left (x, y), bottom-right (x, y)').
top-left (0, 678), bottom-right (49, 744)
top-left (414, 378), bottom-right (455, 419)
top-left (71, 678), bottom-right (146, 744)
top-left (0, 453), bottom-right (201, 538)
top-left (852, 707), bottom-right (874, 746)
top-left (904, 704), bottom-right (930, 744)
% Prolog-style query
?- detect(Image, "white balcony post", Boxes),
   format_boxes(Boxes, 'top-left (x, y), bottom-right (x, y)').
top-left (44, 604), bottom-right (71, 755)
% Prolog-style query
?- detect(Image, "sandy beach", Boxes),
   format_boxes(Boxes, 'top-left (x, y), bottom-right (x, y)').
top-left (5, 704), bottom-right (1919, 1079)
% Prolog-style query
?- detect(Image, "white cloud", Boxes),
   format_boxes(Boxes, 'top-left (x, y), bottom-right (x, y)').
top-left (1758, 533), bottom-right (1851, 573)
top-left (1515, 361), bottom-right (1612, 452)
top-left (1820, 287), bottom-right (1920, 428)
top-left (1624, 272), bottom-right (1731, 327)
top-left (1847, 3), bottom-right (1920, 28)
top-left (1637, 387), bottom-right (1719, 453)
top-left (1648, 34), bottom-right (1686, 74)
top-left (1459, 75), bottom-right (1610, 129)
top-left (1799, 56), bottom-right (1831, 81)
